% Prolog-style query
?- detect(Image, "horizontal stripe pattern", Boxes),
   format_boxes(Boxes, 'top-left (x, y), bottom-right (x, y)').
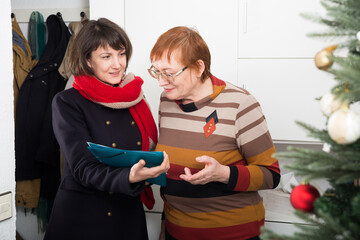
top-left (163, 178), bottom-right (238, 198)
top-left (157, 76), bottom-right (280, 239)
top-left (156, 144), bottom-right (243, 169)
top-left (166, 219), bottom-right (264, 240)
top-left (164, 191), bottom-right (261, 213)
top-left (164, 200), bottom-right (265, 228)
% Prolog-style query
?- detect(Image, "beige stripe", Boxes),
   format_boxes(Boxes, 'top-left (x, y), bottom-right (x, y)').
top-left (237, 118), bottom-right (269, 145)
top-left (160, 111), bottom-right (235, 126)
top-left (236, 116), bottom-right (265, 138)
top-left (236, 102), bottom-right (261, 120)
top-left (164, 191), bottom-right (261, 213)
top-left (161, 112), bottom-right (204, 121)
top-left (207, 91), bottom-right (249, 105)
top-left (159, 101), bottom-right (231, 118)
top-left (259, 167), bottom-right (274, 189)
top-left (214, 93), bottom-right (246, 103)
top-left (160, 117), bottom-right (236, 138)
top-left (158, 128), bottom-right (238, 151)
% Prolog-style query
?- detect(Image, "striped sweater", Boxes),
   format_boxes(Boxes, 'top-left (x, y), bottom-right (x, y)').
top-left (155, 75), bottom-right (280, 240)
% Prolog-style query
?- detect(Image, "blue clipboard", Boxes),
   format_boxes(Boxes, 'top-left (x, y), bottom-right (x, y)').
top-left (87, 142), bottom-right (166, 186)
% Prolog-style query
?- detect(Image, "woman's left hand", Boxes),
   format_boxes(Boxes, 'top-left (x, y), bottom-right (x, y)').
top-left (179, 155), bottom-right (230, 185)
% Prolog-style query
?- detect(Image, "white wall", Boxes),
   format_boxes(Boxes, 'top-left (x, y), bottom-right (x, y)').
top-left (0, 0), bottom-right (16, 239)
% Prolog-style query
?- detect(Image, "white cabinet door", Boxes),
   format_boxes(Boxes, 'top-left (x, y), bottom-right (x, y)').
top-left (125, 0), bottom-right (239, 120)
top-left (238, 0), bottom-right (327, 58)
top-left (145, 212), bottom-right (162, 240)
top-left (264, 221), bottom-right (304, 236)
top-left (89, 0), bottom-right (124, 27)
top-left (238, 58), bottom-right (335, 141)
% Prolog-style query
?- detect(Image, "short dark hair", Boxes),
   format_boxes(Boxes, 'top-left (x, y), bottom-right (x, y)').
top-left (150, 26), bottom-right (211, 82)
top-left (70, 18), bottom-right (132, 76)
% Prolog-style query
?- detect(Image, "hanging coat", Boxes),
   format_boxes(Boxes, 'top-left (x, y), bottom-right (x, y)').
top-left (12, 15), bottom-right (38, 120)
top-left (12, 15), bottom-right (41, 208)
top-left (28, 11), bottom-right (46, 60)
top-left (15, 14), bottom-right (71, 200)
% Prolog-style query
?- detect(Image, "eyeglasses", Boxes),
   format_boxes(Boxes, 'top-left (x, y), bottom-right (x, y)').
top-left (147, 66), bottom-right (188, 83)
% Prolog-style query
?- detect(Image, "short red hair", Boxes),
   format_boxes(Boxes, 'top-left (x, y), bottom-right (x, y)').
top-left (150, 26), bottom-right (211, 82)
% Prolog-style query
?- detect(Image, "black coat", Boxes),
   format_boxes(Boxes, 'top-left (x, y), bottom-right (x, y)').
top-left (15, 14), bottom-right (71, 199)
top-left (44, 88), bottom-right (148, 240)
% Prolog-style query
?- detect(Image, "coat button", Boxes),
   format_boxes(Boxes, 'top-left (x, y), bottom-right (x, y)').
top-left (107, 212), bottom-right (112, 217)
top-left (131, 121), bottom-right (135, 125)
top-left (112, 143), bottom-right (117, 148)
top-left (106, 121), bottom-right (111, 125)
top-left (137, 141), bottom-right (141, 146)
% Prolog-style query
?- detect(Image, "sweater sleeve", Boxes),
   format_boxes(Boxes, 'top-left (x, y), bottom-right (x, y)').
top-left (228, 94), bottom-right (280, 192)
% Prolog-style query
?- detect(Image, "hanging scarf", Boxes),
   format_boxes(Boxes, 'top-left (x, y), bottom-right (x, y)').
top-left (73, 73), bottom-right (157, 209)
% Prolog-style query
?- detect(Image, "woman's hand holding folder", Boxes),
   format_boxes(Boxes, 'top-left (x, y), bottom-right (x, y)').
top-left (129, 151), bottom-right (170, 184)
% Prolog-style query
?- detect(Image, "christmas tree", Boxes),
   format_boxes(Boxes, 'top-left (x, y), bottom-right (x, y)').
top-left (262, 0), bottom-right (360, 239)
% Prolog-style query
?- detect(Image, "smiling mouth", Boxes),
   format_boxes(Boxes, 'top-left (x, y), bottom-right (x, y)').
top-left (164, 88), bottom-right (174, 92)
top-left (110, 72), bottom-right (120, 76)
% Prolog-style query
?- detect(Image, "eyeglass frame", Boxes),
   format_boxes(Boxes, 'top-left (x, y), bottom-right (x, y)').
top-left (147, 65), bottom-right (188, 83)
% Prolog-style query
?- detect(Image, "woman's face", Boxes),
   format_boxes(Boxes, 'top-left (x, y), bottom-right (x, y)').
top-left (87, 45), bottom-right (127, 85)
top-left (151, 51), bottom-right (202, 102)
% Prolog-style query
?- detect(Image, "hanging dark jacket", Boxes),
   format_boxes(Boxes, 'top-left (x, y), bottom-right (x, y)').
top-left (15, 14), bottom-right (71, 199)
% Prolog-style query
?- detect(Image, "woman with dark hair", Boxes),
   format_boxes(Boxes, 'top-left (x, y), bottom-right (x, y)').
top-left (44, 18), bottom-right (169, 240)
top-left (149, 26), bottom-right (281, 240)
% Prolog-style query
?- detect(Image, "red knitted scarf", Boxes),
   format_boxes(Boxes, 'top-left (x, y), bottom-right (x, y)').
top-left (73, 73), bottom-right (157, 209)
top-left (73, 73), bottom-right (157, 151)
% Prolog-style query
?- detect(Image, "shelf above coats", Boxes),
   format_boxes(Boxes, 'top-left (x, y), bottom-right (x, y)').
top-left (11, 8), bottom-right (89, 23)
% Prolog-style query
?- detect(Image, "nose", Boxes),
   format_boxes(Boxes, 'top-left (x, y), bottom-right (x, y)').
top-left (111, 56), bottom-right (121, 69)
top-left (157, 75), bottom-right (169, 86)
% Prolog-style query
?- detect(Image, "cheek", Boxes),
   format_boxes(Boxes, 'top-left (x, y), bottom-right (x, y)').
top-left (120, 56), bottom-right (127, 67)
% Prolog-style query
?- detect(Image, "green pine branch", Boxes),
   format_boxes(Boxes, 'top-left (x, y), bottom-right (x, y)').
top-left (262, 0), bottom-right (360, 239)
top-left (274, 121), bottom-right (360, 184)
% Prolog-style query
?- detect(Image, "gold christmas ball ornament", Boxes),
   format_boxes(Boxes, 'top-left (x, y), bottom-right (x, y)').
top-left (320, 93), bottom-right (342, 116)
top-left (327, 106), bottom-right (360, 144)
top-left (314, 45), bottom-right (338, 71)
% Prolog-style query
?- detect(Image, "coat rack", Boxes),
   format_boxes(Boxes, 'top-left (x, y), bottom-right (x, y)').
top-left (11, 8), bottom-right (90, 23)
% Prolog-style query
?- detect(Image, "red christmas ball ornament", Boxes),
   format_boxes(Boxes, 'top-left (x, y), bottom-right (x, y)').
top-left (290, 183), bottom-right (320, 213)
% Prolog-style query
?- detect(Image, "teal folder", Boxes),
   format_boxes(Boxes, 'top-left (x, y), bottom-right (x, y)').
top-left (87, 142), bottom-right (166, 186)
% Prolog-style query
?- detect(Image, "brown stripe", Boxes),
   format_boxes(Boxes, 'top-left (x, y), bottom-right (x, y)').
top-left (236, 116), bottom-right (266, 138)
top-left (236, 102), bottom-right (260, 119)
top-left (219, 119), bottom-right (235, 125)
top-left (164, 191), bottom-right (261, 213)
top-left (158, 128), bottom-right (238, 151)
top-left (208, 102), bottom-right (240, 109)
top-left (259, 167), bottom-right (274, 189)
top-left (241, 132), bottom-right (274, 158)
top-left (222, 87), bottom-right (250, 95)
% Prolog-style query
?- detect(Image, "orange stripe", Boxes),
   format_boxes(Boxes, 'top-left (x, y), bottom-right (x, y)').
top-left (246, 145), bottom-right (277, 166)
top-left (156, 144), bottom-right (243, 168)
top-left (165, 201), bottom-right (265, 228)
top-left (247, 166), bottom-right (264, 191)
